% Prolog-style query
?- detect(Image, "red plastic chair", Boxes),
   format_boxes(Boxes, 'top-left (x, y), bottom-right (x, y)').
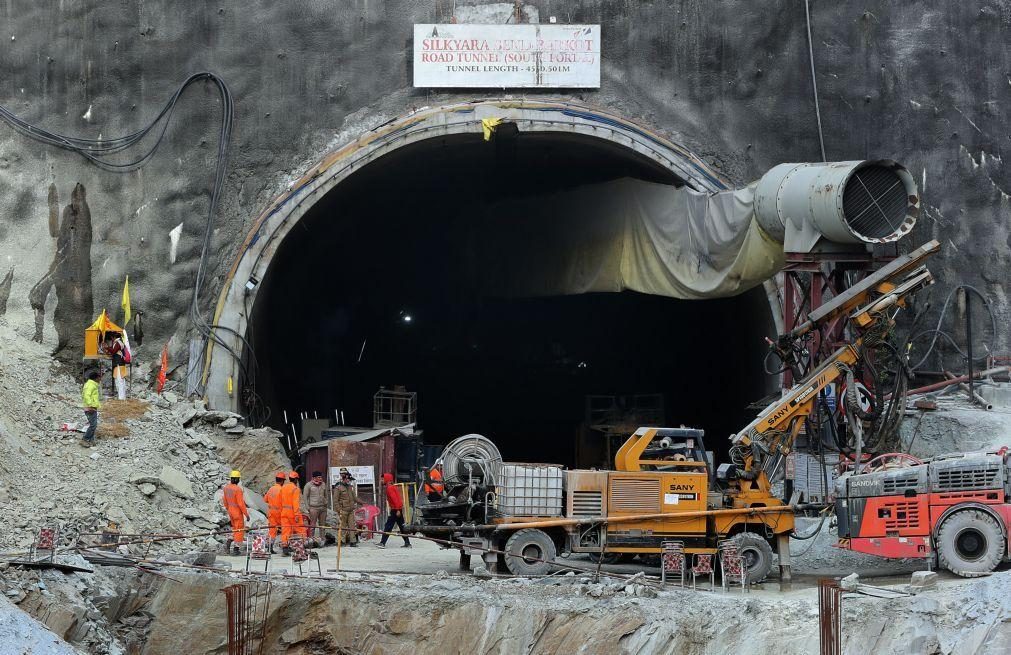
top-left (354, 505), bottom-right (381, 540)
top-left (718, 542), bottom-right (747, 593)
top-left (30, 526), bottom-right (58, 563)
top-left (692, 553), bottom-right (715, 590)
top-left (660, 540), bottom-right (686, 586)
top-left (245, 533), bottom-right (271, 574)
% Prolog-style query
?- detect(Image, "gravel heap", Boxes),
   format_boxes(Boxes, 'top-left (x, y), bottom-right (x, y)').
top-left (0, 324), bottom-right (289, 555)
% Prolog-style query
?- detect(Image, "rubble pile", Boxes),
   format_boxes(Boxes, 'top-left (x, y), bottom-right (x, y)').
top-left (0, 326), bottom-right (290, 555)
top-left (0, 557), bottom-right (155, 654)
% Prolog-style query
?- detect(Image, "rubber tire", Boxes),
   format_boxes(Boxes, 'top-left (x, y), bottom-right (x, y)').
top-left (726, 532), bottom-right (775, 584)
top-left (936, 509), bottom-right (1005, 578)
top-left (503, 529), bottom-right (557, 576)
top-left (587, 552), bottom-right (625, 565)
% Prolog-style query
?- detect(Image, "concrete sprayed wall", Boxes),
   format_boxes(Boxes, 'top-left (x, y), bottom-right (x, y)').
top-left (0, 1), bottom-right (1008, 375)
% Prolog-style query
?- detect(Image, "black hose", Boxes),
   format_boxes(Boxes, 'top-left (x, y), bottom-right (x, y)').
top-left (909, 284), bottom-right (996, 371)
top-left (0, 74), bottom-right (261, 412)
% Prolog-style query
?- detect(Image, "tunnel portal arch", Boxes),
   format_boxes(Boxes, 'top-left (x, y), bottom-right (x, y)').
top-left (204, 99), bottom-right (740, 412)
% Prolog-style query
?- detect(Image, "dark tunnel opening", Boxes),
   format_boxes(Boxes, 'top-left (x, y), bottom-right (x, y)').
top-left (247, 129), bottom-right (776, 468)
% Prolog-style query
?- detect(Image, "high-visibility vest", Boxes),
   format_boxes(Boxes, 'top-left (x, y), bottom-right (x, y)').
top-left (222, 483), bottom-right (247, 514)
top-left (424, 467), bottom-right (444, 493)
top-left (280, 483), bottom-right (301, 514)
top-left (264, 483), bottom-right (284, 513)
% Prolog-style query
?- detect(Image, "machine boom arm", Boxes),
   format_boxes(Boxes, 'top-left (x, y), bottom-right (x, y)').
top-left (731, 240), bottom-right (939, 485)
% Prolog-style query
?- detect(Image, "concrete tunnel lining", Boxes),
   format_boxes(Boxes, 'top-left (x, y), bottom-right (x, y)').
top-left (204, 100), bottom-right (774, 434)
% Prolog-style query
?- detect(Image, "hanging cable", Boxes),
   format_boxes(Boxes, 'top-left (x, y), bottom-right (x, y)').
top-left (908, 284), bottom-right (996, 371)
top-left (0, 73), bottom-right (255, 407)
top-left (803, 0), bottom-right (827, 162)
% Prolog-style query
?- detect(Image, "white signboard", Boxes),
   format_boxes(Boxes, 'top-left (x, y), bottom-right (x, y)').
top-left (413, 24), bottom-right (600, 88)
top-left (330, 465), bottom-right (375, 486)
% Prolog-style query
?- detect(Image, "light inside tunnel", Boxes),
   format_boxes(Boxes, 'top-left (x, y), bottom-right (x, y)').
top-left (246, 129), bottom-right (776, 467)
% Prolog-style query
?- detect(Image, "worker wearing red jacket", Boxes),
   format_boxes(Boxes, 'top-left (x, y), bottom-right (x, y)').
top-left (377, 473), bottom-right (412, 549)
top-left (222, 470), bottom-right (250, 555)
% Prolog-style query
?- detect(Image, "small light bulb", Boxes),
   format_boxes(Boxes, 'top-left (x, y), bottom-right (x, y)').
top-left (403, 315), bottom-right (412, 323)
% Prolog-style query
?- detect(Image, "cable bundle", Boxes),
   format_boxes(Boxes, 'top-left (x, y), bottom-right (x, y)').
top-left (0, 73), bottom-right (267, 422)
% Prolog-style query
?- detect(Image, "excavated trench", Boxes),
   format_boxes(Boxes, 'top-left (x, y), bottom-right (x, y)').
top-left (246, 131), bottom-right (775, 465)
top-left (21, 563), bottom-right (1011, 655)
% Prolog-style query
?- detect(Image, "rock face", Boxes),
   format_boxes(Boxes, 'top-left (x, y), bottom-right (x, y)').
top-left (135, 569), bottom-right (1011, 655)
top-left (0, 1), bottom-right (1006, 387)
top-left (0, 595), bottom-right (78, 654)
top-left (211, 428), bottom-right (290, 492)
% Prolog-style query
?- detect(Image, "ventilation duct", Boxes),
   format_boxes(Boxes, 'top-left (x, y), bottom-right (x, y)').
top-left (753, 160), bottom-right (919, 253)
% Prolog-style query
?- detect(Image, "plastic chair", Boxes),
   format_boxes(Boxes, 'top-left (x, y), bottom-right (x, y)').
top-left (718, 542), bottom-right (747, 593)
top-left (660, 540), bottom-right (686, 587)
top-left (245, 533), bottom-right (271, 574)
top-left (691, 553), bottom-right (715, 590)
top-left (30, 526), bottom-right (58, 563)
top-left (354, 505), bottom-right (381, 541)
top-left (288, 537), bottom-right (321, 576)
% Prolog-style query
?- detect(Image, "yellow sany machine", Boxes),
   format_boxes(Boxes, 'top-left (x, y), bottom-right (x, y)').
top-left (415, 241), bottom-right (941, 586)
top-left (563, 427), bottom-right (791, 582)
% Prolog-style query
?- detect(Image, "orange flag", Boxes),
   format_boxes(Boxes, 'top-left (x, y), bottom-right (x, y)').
top-left (157, 345), bottom-right (169, 393)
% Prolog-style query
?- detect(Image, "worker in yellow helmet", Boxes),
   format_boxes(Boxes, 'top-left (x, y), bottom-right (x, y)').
top-left (222, 470), bottom-right (250, 556)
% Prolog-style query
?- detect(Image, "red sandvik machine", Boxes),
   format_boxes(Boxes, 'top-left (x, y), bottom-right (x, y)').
top-left (835, 449), bottom-right (1011, 576)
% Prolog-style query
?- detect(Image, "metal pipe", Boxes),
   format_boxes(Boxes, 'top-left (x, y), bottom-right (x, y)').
top-left (943, 371), bottom-right (992, 410)
top-left (900, 366), bottom-right (1011, 397)
top-left (409, 505), bottom-right (795, 534)
top-left (488, 505), bottom-right (794, 532)
top-left (966, 290), bottom-right (975, 404)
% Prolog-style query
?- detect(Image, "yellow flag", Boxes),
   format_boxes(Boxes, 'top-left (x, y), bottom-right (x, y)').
top-left (121, 276), bottom-right (132, 326)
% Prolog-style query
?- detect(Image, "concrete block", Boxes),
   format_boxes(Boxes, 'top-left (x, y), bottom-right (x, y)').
top-left (840, 573), bottom-right (859, 591)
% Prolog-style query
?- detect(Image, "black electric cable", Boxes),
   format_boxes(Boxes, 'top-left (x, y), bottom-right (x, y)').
top-left (0, 73), bottom-right (257, 410)
top-left (909, 285), bottom-right (996, 371)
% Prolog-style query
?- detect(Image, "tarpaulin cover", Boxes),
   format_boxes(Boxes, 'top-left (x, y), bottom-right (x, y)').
top-left (86, 310), bottom-right (124, 335)
top-left (469, 177), bottom-right (784, 299)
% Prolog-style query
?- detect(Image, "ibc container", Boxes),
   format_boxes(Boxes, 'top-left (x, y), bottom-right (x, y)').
top-left (498, 463), bottom-right (564, 517)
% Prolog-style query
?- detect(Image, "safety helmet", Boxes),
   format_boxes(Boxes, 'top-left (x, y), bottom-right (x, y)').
top-left (289, 470), bottom-right (299, 479)
top-left (230, 470), bottom-right (241, 478)
top-left (339, 467), bottom-right (350, 475)
top-left (275, 471), bottom-right (286, 481)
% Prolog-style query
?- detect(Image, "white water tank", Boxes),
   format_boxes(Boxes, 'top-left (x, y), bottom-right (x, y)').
top-left (498, 463), bottom-right (564, 517)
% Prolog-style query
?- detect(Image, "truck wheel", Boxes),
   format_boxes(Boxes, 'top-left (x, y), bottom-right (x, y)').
top-left (587, 552), bottom-right (624, 565)
top-left (727, 532), bottom-right (775, 584)
top-left (503, 529), bottom-right (556, 576)
top-left (936, 509), bottom-right (1005, 577)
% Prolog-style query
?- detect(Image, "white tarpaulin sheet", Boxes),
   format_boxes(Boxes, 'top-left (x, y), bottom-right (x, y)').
top-left (470, 178), bottom-right (784, 299)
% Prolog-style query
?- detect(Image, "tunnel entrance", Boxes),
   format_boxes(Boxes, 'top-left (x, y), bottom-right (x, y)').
top-left (245, 127), bottom-right (775, 467)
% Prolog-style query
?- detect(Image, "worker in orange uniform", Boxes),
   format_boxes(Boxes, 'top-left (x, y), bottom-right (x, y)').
top-left (263, 472), bottom-right (287, 554)
top-left (280, 470), bottom-right (305, 554)
top-left (222, 470), bottom-right (250, 556)
top-left (424, 461), bottom-right (445, 502)
top-left (291, 471), bottom-right (309, 539)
